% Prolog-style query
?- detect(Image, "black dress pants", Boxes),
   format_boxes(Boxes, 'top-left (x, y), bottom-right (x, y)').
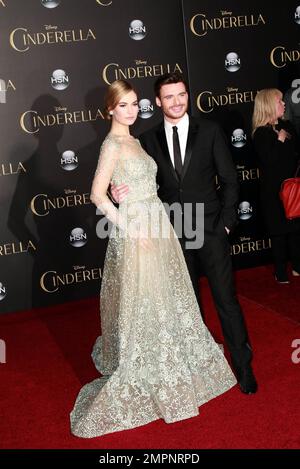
top-left (180, 233), bottom-right (253, 371)
top-left (271, 232), bottom-right (300, 276)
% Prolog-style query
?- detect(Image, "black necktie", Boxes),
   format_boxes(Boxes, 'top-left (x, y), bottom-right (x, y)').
top-left (172, 126), bottom-right (183, 178)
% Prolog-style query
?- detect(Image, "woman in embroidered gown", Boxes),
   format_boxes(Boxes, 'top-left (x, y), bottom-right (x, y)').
top-left (70, 80), bottom-right (237, 438)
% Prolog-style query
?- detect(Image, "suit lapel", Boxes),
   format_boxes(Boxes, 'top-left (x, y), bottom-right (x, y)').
top-left (181, 118), bottom-right (199, 180)
top-left (156, 123), bottom-right (180, 182)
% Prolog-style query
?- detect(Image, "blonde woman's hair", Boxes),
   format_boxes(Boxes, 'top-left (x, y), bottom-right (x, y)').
top-left (104, 79), bottom-right (136, 120)
top-left (252, 88), bottom-right (282, 136)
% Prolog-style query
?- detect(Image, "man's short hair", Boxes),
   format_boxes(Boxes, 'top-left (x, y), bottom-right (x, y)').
top-left (154, 72), bottom-right (189, 98)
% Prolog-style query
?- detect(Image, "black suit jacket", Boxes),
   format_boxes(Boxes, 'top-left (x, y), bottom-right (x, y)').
top-left (139, 116), bottom-right (239, 239)
top-left (253, 119), bottom-right (300, 235)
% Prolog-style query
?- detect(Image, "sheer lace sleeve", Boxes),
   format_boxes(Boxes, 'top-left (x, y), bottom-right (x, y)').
top-left (90, 136), bottom-right (127, 232)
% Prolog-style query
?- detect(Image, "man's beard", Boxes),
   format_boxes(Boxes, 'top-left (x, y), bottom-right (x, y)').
top-left (164, 104), bottom-right (187, 120)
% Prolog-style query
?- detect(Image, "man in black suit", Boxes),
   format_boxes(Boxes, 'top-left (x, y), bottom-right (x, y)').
top-left (113, 73), bottom-right (257, 394)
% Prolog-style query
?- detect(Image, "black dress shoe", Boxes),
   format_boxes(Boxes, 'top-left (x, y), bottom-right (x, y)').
top-left (236, 366), bottom-right (258, 394)
top-left (274, 274), bottom-right (290, 284)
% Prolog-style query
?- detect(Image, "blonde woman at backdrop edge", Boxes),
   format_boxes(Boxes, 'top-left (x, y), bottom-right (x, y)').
top-left (252, 88), bottom-right (300, 284)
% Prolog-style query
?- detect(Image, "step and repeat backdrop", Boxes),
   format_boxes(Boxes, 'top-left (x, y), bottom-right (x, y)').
top-left (0, 0), bottom-right (299, 314)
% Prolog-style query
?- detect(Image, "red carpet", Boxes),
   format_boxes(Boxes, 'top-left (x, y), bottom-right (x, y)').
top-left (0, 266), bottom-right (300, 449)
top-left (235, 265), bottom-right (300, 324)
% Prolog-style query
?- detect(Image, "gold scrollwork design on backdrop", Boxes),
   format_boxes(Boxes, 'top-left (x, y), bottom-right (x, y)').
top-left (0, 162), bottom-right (26, 176)
top-left (10, 27), bottom-right (96, 52)
top-left (196, 88), bottom-right (256, 113)
top-left (190, 12), bottom-right (265, 37)
top-left (102, 61), bottom-right (183, 85)
top-left (230, 237), bottom-right (271, 256)
top-left (30, 192), bottom-right (91, 217)
top-left (270, 45), bottom-right (300, 68)
top-left (0, 241), bottom-right (36, 256)
top-left (40, 267), bottom-right (102, 293)
top-left (20, 108), bottom-right (104, 134)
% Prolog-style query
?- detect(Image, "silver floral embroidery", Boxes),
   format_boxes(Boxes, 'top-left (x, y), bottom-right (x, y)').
top-left (70, 135), bottom-right (237, 438)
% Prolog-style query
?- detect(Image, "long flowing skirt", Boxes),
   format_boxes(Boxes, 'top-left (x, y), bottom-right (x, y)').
top-left (70, 196), bottom-right (237, 438)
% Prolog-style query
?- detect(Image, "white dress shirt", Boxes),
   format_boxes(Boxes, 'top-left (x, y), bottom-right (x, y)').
top-left (164, 113), bottom-right (189, 167)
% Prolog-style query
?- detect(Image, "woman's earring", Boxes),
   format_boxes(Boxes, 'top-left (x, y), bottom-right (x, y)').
top-left (109, 110), bottom-right (113, 116)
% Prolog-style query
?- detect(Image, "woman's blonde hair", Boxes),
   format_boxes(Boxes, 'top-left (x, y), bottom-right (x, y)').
top-left (252, 88), bottom-right (282, 136)
top-left (104, 79), bottom-right (136, 120)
